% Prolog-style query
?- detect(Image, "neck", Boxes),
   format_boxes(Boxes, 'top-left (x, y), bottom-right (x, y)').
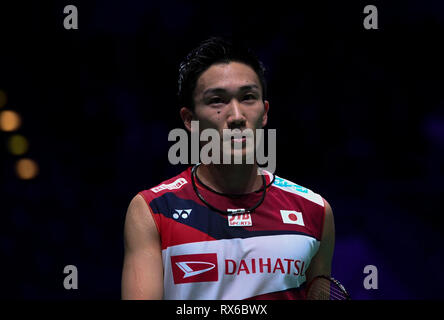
top-left (196, 163), bottom-right (262, 194)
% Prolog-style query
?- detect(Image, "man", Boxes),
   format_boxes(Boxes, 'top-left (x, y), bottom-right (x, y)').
top-left (121, 37), bottom-right (335, 300)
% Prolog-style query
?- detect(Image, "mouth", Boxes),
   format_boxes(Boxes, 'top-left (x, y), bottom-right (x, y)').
top-left (231, 136), bottom-right (247, 143)
top-left (229, 128), bottom-right (248, 144)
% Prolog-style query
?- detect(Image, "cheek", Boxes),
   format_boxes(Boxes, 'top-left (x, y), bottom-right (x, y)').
top-left (196, 114), bottom-right (222, 131)
top-left (194, 108), bottom-right (218, 127)
top-left (248, 108), bottom-right (265, 128)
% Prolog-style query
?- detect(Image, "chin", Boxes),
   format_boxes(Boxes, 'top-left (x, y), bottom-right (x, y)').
top-left (223, 148), bottom-right (255, 165)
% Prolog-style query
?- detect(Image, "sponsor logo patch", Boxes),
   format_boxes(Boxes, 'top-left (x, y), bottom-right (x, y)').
top-left (224, 257), bottom-right (307, 276)
top-left (273, 177), bottom-right (308, 193)
top-left (228, 213), bottom-right (252, 227)
top-left (151, 178), bottom-right (187, 193)
top-left (171, 253), bottom-right (218, 284)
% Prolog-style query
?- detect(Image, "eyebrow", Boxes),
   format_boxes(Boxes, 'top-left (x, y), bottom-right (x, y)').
top-left (202, 84), bottom-right (260, 96)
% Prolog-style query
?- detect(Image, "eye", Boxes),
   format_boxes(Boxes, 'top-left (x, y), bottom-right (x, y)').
top-left (208, 97), bottom-right (223, 105)
top-left (243, 93), bottom-right (258, 101)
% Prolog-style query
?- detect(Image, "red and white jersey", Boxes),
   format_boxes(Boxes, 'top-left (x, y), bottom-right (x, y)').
top-left (139, 166), bottom-right (327, 300)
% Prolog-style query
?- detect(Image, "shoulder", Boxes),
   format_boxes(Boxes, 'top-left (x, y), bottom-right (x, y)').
top-left (125, 194), bottom-right (155, 230)
top-left (124, 194), bottom-right (159, 250)
top-left (138, 166), bottom-right (192, 202)
top-left (271, 174), bottom-right (325, 208)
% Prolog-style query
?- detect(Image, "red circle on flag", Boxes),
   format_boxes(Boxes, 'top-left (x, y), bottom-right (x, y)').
top-left (288, 213), bottom-right (298, 221)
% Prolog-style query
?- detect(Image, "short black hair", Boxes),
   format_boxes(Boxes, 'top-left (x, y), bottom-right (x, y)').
top-left (177, 37), bottom-right (267, 110)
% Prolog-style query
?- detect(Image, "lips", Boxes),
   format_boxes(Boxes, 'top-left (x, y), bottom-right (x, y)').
top-left (231, 137), bottom-right (246, 143)
top-left (221, 129), bottom-right (254, 145)
top-left (230, 129), bottom-right (246, 142)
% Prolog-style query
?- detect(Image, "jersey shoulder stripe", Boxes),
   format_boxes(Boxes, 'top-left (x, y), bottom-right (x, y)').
top-left (272, 175), bottom-right (324, 207)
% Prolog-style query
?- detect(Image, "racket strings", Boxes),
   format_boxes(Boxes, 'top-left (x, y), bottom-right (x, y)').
top-left (306, 278), bottom-right (349, 300)
top-left (319, 281), bottom-right (347, 300)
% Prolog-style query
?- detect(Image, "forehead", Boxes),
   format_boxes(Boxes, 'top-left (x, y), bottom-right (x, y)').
top-left (195, 61), bottom-right (261, 95)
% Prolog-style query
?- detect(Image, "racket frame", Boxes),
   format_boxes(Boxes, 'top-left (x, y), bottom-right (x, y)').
top-left (305, 275), bottom-right (352, 300)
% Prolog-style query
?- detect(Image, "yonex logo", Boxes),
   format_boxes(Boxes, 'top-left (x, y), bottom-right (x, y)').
top-left (173, 209), bottom-right (192, 220)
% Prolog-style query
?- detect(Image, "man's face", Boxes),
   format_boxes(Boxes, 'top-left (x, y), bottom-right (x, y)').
top-left (184, 61), bottom-right (269, 162)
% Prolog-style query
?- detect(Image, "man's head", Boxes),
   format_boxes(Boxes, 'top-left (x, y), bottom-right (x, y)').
top-left (178, 37), bottom-right (267, 111)
top-left (178, 37), bottom-right (270, 163)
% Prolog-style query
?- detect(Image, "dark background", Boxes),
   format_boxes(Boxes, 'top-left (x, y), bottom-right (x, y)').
top-left (0, 0), bottom-right (443, 299)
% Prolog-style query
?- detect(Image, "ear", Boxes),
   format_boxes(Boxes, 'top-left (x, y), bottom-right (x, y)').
top-left (262, 100), bottom-right (269, 127)
top-left (180, 107), bottom-right (194, 132)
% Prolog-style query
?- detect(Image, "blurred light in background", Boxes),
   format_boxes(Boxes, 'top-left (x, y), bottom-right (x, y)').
top-left (0, 110), bottom-right (21, 131)
top-left (7, 134), bottom-right (29, 155)
top-left (0, 90), bottom-right (6, 108)
top-left (15, 158), bottom-right (39, 180)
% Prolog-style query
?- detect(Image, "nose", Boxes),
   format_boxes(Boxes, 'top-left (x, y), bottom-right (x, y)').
top-left (227, 99), bottom-right (246, 129)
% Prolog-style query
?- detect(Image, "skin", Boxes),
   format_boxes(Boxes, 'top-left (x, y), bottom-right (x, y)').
top-left (121, 194), bottom-right (163, 299)
top-left (121, 61), bottom-right (335, 299)
top-left (180, 61), bottom-right (269, 194)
